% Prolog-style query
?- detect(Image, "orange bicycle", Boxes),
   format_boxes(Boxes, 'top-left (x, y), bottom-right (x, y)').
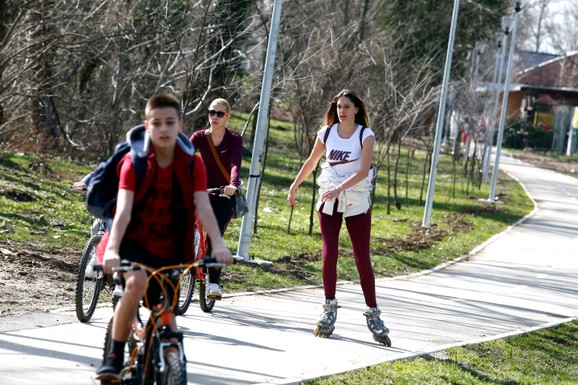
top-left (95, 257), bottom-right (226, 385)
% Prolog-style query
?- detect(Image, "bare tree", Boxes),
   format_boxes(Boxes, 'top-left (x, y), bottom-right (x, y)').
top-left (0, 0), bottom-right (516, 232)
top-left (544, 1), bottom-right (578, 53)
top-left (0, 1), bottom-right (260, 159)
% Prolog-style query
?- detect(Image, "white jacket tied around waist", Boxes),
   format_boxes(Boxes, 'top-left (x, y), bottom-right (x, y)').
top-left (316, 162), bottom-right (374, 217)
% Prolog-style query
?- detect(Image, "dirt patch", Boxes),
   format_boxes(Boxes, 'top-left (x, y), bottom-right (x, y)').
top-left (0, 245), bottom-right (79, 317)
top-left (373, 221), bottom-right (449, 257)
top-left (514, 152), bottom-right (578, 177)
top-left (0, 188), bottom-right (37, 202)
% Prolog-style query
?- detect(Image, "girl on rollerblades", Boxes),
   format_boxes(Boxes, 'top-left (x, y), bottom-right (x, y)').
top-left (287, 89), bottom-right (391, 346)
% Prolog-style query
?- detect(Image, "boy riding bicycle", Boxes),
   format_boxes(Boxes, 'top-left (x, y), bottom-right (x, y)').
top-left (96, 93), bottom-right (233, 380)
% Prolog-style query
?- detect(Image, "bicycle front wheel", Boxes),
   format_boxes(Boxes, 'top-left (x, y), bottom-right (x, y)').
top-left (159, 350), bottom-right (187, 385)
top-left (75, 234), bottom-right (103, 322)
top-left (175, 269), bottom-right (194, 315)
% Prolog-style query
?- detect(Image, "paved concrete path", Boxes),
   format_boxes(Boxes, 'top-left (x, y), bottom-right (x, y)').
top-left (1, 153), bottom-right (578, 385)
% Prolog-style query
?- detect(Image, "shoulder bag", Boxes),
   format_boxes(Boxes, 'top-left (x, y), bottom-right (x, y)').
top-left (206, 132), bottom-right (248, 219)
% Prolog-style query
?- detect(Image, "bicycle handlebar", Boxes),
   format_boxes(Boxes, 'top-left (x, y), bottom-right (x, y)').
top-left (207, 187), bottom-right (229, 198)
top-left (207, 186), bottom-right (242, 198)
top-left (93, 256), bottom-right (229, 273)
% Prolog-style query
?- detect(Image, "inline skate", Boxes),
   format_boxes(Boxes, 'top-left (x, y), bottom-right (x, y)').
top-left (314, 299), bottom-right (339, 338)
top-left (364, 307), bottom-right (391, 346)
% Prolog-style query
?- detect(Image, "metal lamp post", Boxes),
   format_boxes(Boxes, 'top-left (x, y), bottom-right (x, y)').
top-left (472, 41), bottom-right (487, 91)
top-left (422, 0), bottom-right (460, 227)
top-left (463, 41), bottom-right (487, 161)
top-left (482, 27), bottom-right (509, 184)
top-left (236, 0), bottom-right (283, 259)
top-left (488, 2), bottom-right (522, 202)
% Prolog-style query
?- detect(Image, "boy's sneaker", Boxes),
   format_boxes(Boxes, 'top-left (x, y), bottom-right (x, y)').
top-left (95, 353), bottom-right (122, 380)
top-left (206, 283), bottom-right (222, 300)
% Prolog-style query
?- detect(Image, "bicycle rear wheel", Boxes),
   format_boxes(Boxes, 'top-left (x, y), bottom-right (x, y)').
top-left (199, 278), bottom-right (215, 313)
top-left (75, 234), bottom-right (104, 322)
top-left (174, 269), bottom-right (194, 315)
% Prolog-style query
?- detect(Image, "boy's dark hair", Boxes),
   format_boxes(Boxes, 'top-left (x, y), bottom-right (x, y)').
top-left (145, 93), bottom-right (182, 119)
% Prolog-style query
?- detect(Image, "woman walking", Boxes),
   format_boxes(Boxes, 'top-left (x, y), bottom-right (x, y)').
top-left (191, 98), bottom-right (243, 299)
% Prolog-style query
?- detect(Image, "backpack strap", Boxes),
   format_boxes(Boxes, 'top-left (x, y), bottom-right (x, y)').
top-left (322, 125), bottom-right (332, 145)
top-left (127, 153), bottom-right (155, 214)
top-left (359, 126), bottom-right (366, 148)
top-left (131, 152), bottom-right (148, 191)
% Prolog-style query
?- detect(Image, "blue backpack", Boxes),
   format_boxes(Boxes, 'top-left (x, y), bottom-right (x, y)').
top-left (85, 136), bottom-right (148, 220)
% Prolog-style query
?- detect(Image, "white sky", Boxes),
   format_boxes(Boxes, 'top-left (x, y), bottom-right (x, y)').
top-left (521, 0), bottom-right (576, 53)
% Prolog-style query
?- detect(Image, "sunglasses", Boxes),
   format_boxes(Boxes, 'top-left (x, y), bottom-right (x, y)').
top-left (208, 110), bottom-right (226, 118)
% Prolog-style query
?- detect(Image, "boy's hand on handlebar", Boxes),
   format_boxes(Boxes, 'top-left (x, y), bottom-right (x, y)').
top-left (211, 245), bottom-right (234, 265)
top-left (102, 250), bottom-right (121, 274)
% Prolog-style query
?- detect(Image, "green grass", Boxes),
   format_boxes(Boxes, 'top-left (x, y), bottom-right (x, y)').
top-left (305, 320), bottom-right (578, 385)
top-left (0, 153), bottom-right (93, 249)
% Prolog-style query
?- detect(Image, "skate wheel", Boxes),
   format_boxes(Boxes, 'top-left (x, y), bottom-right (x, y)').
top-left (314, 326), bottom-right (333, 338)
top-left (374, 334), bottom-right (392, 347)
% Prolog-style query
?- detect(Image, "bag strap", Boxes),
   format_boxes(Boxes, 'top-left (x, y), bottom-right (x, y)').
top-left (207, 131), bottom-right (231, 183)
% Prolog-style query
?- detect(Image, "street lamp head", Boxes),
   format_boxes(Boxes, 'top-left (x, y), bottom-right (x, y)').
top-left (511, 0), bottom-right (522, 11)
top-left (495, 32), bottom-right (504, 48)
top-left (502, 16), bottom-right (513, 34)
top-left (475, 41), bottom-right (487, 55)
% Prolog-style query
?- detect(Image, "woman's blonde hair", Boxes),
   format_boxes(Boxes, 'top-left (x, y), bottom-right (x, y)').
top-left (210, 98), bottom-right (231, 113)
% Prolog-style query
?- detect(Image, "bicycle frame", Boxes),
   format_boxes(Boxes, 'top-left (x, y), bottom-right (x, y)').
top-left (194, 219), bottom-right (208, 282)
top-left (192, 219), bottom-right (217, 313)
top-left (176, 187), bottom-right (234, 315)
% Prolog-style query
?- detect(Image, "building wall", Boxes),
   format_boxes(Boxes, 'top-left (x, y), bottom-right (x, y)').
top-left (494, 90), bottom-right (524, 121)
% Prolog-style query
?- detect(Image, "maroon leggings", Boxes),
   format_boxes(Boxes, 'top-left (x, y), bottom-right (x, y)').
top-left (318, 202), bottom-right (377, 308)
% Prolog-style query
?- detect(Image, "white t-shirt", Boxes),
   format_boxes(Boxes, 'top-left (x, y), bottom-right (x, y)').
top-left (318, 124), bottom-right (375, 177)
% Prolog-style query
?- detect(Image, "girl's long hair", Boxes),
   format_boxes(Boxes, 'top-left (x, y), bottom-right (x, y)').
top-left (323, 89), bottom-right (369, 127)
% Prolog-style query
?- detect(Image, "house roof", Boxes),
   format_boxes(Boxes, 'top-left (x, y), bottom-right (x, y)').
top-left (515, 50), bottom-right (560, 72)
top-left (515, 51), bottom-right (578, 89)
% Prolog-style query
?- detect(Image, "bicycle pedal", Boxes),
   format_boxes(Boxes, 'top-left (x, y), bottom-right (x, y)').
top-left (207, 294), bottom-right (222, 300)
